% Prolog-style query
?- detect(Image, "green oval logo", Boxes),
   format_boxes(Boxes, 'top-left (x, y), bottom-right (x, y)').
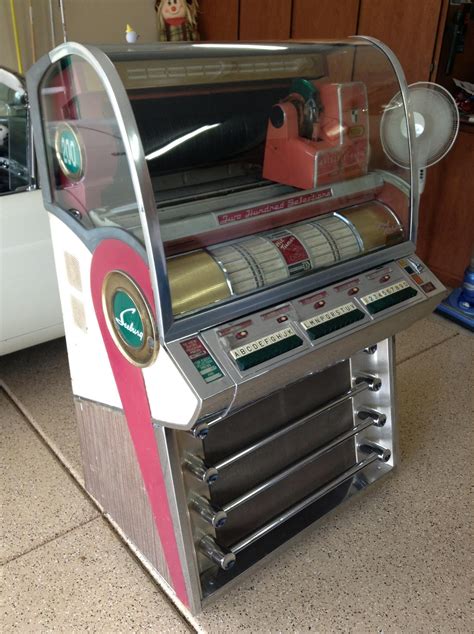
top-left (55, 123), bottom-right (83, 180)
top-left (112, 290), bottom-right (144, 349)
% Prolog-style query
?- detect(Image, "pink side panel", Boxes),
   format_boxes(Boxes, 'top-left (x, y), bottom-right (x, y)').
top-left (90, 239), bottom-right (189, 607)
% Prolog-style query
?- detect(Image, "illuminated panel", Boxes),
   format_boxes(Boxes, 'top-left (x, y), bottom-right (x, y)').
top-left (361, 280), bottom-right (417, 314)
top-left (301, 302), bottom-right (365, 340)
top-left (229, 326), bottom-right (303, 371)
top-left (116, 53), bottom-right (325, 89)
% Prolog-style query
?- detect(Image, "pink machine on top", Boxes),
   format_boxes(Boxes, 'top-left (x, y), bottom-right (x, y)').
top-left (263, 79), bottom-right (369, 191)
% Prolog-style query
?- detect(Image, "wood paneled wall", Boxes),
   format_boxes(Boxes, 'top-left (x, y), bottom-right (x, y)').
top-left (200, 0), bottom-right (474, 287)
top-left (417, 130), bottom-right (474, 288)
top-left (200, 0), bottom-right (360, 42)
top-left (357, 0), bottom-right (444, 84)
top-left (199, 0), bottom-right (446, 85)
top-left (291, 0), bottom-right (360, 39)
top-left (199, 0), bottom-right (239, 41)
top-left (239, 0), bottom-right (292, 39)
top-left (2, 0), bottom-right (446, 86)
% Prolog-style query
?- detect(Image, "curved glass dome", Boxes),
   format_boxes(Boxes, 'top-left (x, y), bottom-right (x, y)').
top-left (30, 39), bottom-right (416, 329)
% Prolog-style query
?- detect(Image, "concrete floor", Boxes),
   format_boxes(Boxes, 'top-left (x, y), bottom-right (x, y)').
top-left (1, 314), bottom-right (472, 633)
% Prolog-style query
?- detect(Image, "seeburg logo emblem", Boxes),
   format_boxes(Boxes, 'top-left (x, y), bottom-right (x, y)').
top-left (115, 308), bottom-right (144, 341)
top-left (103, 271), bottom-right (159, 367)
top-left (112, 290), bottom-right (145, 349)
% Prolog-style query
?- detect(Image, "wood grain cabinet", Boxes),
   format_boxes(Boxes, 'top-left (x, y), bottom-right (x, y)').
top-left (357, 0), bottom-right (444, 83)
top-left (239, 0), bottom-right (292, 39)
top-left (291, 0), bottom-right (359, 38)
top-left (198, 0), bottom-right (239, 41)
top-left (417, 2), bottom-right (474, 287)
top-left (417, 129), bottom-right (474, 288)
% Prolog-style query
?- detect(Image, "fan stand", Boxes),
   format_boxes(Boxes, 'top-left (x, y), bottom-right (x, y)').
top-left (418, 168), bottom-right (426, 195)
top-left (380, 81), bottom-right (466, 329)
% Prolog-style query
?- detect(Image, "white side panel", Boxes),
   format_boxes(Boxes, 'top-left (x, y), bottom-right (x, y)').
top-left (48, 214), bottom-right (121, 409)
top-left (0, 189), bottom-right (64, 354)
top-left (143, 347), bottom-right (200, 427)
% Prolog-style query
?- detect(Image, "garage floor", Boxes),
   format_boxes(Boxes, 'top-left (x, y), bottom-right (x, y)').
top-left (1, 314), bottom-right (472, 633)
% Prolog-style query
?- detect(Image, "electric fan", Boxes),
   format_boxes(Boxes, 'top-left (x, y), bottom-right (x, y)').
top-left (381, 81), bottom-right (473, 330)
top-left (381, 81), bottom-right (459, 192)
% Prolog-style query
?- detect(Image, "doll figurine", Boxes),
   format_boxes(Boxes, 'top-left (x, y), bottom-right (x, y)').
top-left (155, 0), bottom-right (199, 42)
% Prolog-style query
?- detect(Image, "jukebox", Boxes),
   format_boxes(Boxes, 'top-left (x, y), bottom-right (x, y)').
top-left (27, 39), bottom-right (446, 613)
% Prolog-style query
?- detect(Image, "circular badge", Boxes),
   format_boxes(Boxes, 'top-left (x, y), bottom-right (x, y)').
top-left (103, 271), bottom-right (159, 367)
top-left (54, 122), bottom-right (84, 181)
top-left (112, 290), bottom-right (145, 349)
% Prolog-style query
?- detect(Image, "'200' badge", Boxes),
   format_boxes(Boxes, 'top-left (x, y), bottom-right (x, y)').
top-left (54, 122), bottom-right (84, 181)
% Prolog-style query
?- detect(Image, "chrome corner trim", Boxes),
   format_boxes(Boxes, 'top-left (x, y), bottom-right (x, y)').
top-left (31, 41), bottom-right (172, 340)
top-left (387, 336), bottom-right (400, 466)
top-left (350, 35), bottom-right (419, 245)
top-left (155, 426), bottom-right (203, 613)
top-left (26, 52), bottom-right (56, 204)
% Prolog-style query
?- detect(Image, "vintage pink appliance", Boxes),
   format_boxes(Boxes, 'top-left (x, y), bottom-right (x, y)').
top-left (263, 79), bottom-right (369, 189)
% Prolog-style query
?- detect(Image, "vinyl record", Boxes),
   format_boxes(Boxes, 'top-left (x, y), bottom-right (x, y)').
top-left (380, 82), bottom-right (459, 169)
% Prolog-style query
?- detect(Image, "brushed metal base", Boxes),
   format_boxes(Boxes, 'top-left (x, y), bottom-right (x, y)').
top-left (74, 337), bottom-right (397, 614)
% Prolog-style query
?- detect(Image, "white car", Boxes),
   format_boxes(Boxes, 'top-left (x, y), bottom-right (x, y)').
top-left (0, 67), bottom-right (63, 355)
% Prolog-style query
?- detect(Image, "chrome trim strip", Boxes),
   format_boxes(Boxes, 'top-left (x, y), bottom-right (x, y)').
top-left (221, 419), bottom-right (375, 514)
top-left (211, 254), bottom-right (235, 297)
top-left (387, 336), bottom-right (399, 466)
top-left (333, 211), bottom-right (364, 252)
top-left (231, 453), bottom-right (379, 554)
top-left (211, 381), bottom-right (370, 459)
top-left (350, 36), bottom-right (419, 245)
top-left (34, 42), bottom-right (171, 339)
top-left (26, 106), bottom-right (36, 190)
top-left (167, 274), bottom-right (443, 431)
top-left (26, 53), bottom-right (54, 202)
top-left (337, 83), bottom-right (344, 145)
top-left (166, 242), bottom-right (416, 341)
top-left (155, 426), bottom-right (203, 613)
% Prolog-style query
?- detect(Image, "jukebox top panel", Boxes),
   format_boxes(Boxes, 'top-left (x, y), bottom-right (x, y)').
top-left (32, 40), bottom-right (416, 329)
